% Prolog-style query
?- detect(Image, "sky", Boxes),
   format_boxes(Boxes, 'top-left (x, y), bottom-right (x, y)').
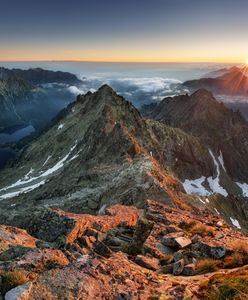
top-left (1, 0), bottom-right (248, 63)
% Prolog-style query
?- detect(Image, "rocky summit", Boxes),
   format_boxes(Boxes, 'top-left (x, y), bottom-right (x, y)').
top-left (1, 85), bottom-right (248, 299)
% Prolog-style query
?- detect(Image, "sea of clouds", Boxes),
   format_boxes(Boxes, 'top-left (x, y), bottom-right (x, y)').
top-left (67, 76), bottom-right (190, 108)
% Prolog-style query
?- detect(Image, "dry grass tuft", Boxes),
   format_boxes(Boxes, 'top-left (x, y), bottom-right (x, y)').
top-left (199, 271), bottom-right (248, 299)
top-left (230, 240), bottom-right (248, 254)
top-left (223, 253), bottom-right (248, 269)
top-left (0, 270), bottom-right (29, 295)
top-left (196, 258), bottom-right (221, 274)
top-left (189, 223), bottom-right (215, 237)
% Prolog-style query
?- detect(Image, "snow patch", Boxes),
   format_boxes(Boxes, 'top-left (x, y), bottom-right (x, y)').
top-left (183, 150), bottom-right (228, 197)
top-left (0, 180), bottom-right (45, 200)
top-left (98, 204), bottom-right (107, 215)
top-left (236, 182), bottom-right (248, 197)
top-left (23, 168), bottom-right (34, 180)
top-left (183, 177), bottom-right (210, 196)
top-left (58, 124), bottom-right (64, 130)
top-left (207, 150), bottom-right (227, 196)
top-left (42, 155), bottom-right (52, 167)
top-left (214, 208), bottom-right (220, 215)
top-left (218, 151), bottom-right (226, 171)
top-left (230, 217), bottom-right (241, 229)
top-left (0, 143), bottom-right (77, 199)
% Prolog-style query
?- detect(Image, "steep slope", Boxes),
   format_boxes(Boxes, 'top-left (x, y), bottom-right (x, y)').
top-left (0, 77), bottom-right (34, 130)
top-left (0, 86), bottom-right (248, 232)
top-left (0, 67), bottom-right (81, 133)
top-left (147, 89), bottom-right (248, 181)
top-left (183, 66), bottom-right (248, 95)
top-left (144, 89), bottom-right (248, 225)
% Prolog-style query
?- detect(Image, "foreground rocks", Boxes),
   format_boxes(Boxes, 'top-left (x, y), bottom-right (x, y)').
top-left (0, 200), bottom-right (248, 299)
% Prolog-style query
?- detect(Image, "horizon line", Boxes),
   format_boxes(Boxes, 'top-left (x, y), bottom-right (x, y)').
top-left (0, 59), bottom-right (244, 64)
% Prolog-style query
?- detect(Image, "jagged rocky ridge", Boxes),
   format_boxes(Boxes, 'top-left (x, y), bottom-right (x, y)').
top-left (145, 89), bottom-right (248, 182)
top-left (0, 85), bottom-right (248, 229)
top-left (0, 85), bottom-right (248, 298)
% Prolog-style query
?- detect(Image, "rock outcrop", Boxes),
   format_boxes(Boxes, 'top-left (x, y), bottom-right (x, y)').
top-left (0, 200), bottom-right (248, 299)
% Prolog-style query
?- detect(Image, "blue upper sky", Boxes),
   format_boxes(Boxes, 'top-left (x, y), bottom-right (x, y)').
top-left (1, 0), bottom-right (248, 62)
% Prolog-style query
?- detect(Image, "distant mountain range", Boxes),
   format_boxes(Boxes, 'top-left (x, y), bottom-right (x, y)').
top-left (0, 67), bottom-right (81, 85)
top-left (183, 66), bottom-right (248, 96)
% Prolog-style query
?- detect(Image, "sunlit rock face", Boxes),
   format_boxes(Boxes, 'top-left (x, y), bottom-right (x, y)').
top-left (1, 200), bottom-right (248, 299)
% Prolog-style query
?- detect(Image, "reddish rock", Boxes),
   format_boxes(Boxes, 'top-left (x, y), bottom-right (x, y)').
top-left (135, 255), bottom-right (160, 271)
top-left (28, 205), bottom-right (139, 244)
top-left (0, 225), bottom-right (36, 254)
top-left (162, 233), bottom-right (192, 249)
top-left (0, 248), bottom-right (69, 275)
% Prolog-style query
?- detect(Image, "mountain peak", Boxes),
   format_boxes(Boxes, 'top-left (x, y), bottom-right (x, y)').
top-left (98, 84), bottom-right (115, 94)
top-left (192, 88), bottom-right (214, 99)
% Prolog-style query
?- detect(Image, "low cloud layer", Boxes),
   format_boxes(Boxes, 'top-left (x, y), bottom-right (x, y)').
top-left (68, 76), bottom-right (189, 107)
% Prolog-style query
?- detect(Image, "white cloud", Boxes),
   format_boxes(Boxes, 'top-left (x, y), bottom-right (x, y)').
top-left (68, 86), bottom-right (86, 95)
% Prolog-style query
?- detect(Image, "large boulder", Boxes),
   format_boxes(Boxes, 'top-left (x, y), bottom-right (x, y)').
top-left (0, 225), bottom-right (36, 254)
top-left (192, 242), bottom-right (227, 259)
top-left (162, 233), bottom-right (192, 249)
top-left (4, 283), bottom-right (32, 300)
top-left (135, 255), bottom-right (160, 271)
top-left (173, 259), bottom-right (184, 275)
